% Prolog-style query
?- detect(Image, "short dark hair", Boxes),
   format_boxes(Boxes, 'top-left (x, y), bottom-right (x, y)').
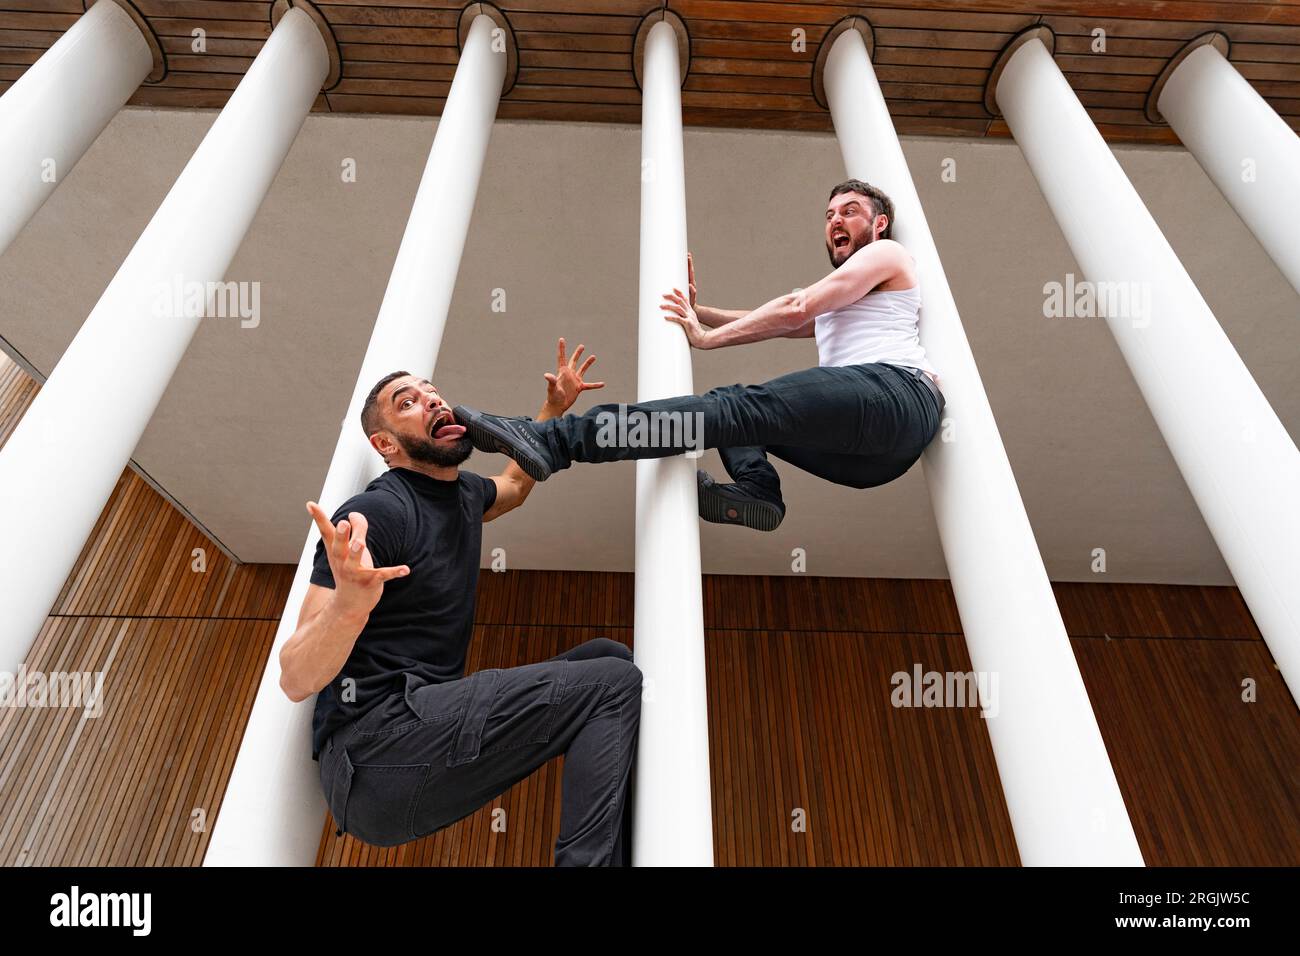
top-left (828, 179), bottom-right (895, 240)
top-left (360, 370), bottom-right (411, 439)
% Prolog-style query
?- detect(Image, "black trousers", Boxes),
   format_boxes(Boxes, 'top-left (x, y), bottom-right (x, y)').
top-left (534, 362), bottom-right (945, 500)
top-left (319, 638), bottom-right (642, 866)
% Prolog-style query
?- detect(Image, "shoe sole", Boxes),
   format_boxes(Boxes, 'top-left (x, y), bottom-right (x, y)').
top-left (457, 409), bottom-right (552, 482)
top-left (697, 475), bottom-right (784, 531)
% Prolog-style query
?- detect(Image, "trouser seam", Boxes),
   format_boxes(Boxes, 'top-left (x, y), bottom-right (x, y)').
top-left (608, 700), bottom-right (622, 865)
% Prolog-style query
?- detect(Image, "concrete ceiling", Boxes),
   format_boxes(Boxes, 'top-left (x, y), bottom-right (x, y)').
top-left (0, 109), bottom-right (1296, 584)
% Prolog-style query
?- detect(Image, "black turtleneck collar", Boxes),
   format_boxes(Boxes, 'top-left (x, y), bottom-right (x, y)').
top-left (390, 466), bottom-right (461, 498)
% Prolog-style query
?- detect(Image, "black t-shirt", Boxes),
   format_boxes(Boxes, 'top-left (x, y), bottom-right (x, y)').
top-left (307, 466), bottom-right (497, 760)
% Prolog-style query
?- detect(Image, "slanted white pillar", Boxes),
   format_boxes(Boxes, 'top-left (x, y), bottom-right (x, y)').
top-left (205, 12), bottom-right (510, 866)
top-left (630, 13), bottom-right (713, 866)
top-left (0, 0), bottom-right (156, 257)
top-left (995, 35), bottom-right (1300, 706)
top-left (1156, 37), bottom-right (1300, 295)
top-left (822, 21), bottom-right (1144, 865)
top-left (0, 8), bottom-right (328, 669)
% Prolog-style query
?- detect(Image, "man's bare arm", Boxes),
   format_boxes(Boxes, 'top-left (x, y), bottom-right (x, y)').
top-left (279, 582), bottom-right (370, 702)
top-left (485, 337), bottom-right (604, 521)
top-left (695, 305), bottom-right (748, 328)
top-left (676, 240), bottom-right (913, 350)
top-left (700, 306), bottom-right (814, 337)
top-left (278, 505), bottom-right (409, 701)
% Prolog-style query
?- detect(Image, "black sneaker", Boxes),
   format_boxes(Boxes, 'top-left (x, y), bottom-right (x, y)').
top-left (697, 470), bottom-right (785, 531)
top-left (453, 405), bottom-right (556, 482)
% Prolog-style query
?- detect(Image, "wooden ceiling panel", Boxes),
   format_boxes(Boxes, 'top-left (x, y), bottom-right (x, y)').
top-left (0, 1), bottom-right (1296, 143)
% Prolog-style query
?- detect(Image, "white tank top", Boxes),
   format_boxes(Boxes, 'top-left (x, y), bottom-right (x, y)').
top-left (814, 283), bottom-right (936, 376)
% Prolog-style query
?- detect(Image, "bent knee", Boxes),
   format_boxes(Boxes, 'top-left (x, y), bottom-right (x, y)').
top-left (568, 653), bottom-right (641, 690)
top-left (597, 656), bottom-right (642, 697)
top-left (589, 637), bottom-right (633, 661)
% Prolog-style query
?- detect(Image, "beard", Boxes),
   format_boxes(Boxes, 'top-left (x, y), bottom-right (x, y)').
top-left (398, 431), bottom-right (474, 467)
top-left (827, 229), bottom-right (873, 267)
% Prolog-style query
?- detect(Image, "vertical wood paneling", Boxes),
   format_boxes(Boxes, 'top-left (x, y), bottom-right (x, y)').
top-left (0, 355), bottom-right (292, 865)
top-left (318, 571), bottom-right (1298, 866)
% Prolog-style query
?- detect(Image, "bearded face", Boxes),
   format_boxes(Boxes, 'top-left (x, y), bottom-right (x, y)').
top-left (825, 192), bottom-right (883, 268)
top-left (369, 375), bottom-right (474, 469)
top-left (396, 430), bottom-right (474, 468)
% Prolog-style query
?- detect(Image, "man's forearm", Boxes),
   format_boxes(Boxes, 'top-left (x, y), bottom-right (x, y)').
top-left (701, 291), bottom-right (806, 349)
top-left (279, 595), bottom-right (369, 701)
top-left (696, 304), bottom-right (748, 328)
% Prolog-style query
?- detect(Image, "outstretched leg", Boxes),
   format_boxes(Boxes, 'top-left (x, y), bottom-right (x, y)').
top-left (455, 363), bottom-right (936, 483)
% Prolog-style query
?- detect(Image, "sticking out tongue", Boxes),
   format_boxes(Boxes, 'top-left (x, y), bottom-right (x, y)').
top-left (433, 422), bottom-right (466, 440)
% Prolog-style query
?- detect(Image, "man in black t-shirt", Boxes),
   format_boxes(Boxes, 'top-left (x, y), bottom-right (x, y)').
top-left (279, 339), bottom-right (643, 866)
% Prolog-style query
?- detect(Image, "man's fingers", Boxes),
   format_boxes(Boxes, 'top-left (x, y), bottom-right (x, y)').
top-left (581, 381), bottom-right (606, 390)
top-left (569, 343), bottom-right (585, 368)
top-left (556, 336), bottom-right (567, 369)
top-left (372, 564), bottom-right (410, 583)
top-left (578, 354), bottom-right (596, 376)
top-left (330, 518), bottom-right (352, 566)
top-left (344, 512), bottom-right (368, 567)
top-left (544, 371), bottom-right (557, 385)
top-left (306, 502), bottom-right (335, 545)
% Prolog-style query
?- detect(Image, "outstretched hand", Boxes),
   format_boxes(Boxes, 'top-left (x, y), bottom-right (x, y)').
top-left (306, 501), bottom-right (408, 618)
top-left (661, 287), bottom-right (711, 349)
top-left (544, 337), bottom-right (604, 412)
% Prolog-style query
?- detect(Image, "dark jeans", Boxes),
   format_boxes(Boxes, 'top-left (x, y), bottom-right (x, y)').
top-left (535, 362), bottom-right (945, 501)
top-left (318, 638), bottom-right (642, 866)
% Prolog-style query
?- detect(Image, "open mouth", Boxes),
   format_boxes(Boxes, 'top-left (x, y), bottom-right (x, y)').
top-left (832, 233), bottom-right (851, 252)
top-left (430, 410), bottom-right (466, 441)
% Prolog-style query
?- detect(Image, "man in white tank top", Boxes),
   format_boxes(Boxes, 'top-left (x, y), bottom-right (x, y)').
top-left (453, 180), bottom-right (945, 531)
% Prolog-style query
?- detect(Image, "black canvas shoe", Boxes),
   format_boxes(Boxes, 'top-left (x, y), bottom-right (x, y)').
top-left (453, 405), bottom-right (556, 482)
top-left (697, 470), bottom-right (785, 531)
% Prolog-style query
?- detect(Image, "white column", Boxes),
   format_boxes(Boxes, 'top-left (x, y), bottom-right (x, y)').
top-left (631, 18), bottom-right (713, 866)
top-left (825, 27), bottom-right (1144, 865)
top-left (996, 38), bottom-right (1300, 705)
top-left (0, 0), bottom-right (153, 257)
top-left (0, 8), bottom-right (327, 669)
top-left (204, 14), bottom-right (506, 866)
top-left (1158, 42), bottom-right (1300, 295)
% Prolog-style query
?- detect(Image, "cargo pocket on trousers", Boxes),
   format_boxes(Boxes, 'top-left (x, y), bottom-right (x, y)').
top-left (479, 676), bottom-right (559, 757)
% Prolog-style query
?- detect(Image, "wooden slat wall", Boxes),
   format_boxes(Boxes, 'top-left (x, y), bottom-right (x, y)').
top-left (0, 354), bottom-right (294, 865)
top-left (1, 2), bottom-right (1298, 144)
top-left (1, 355), bottom-right (1295, 865)
top-left (319, 570), bottom-right (1300, 867)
